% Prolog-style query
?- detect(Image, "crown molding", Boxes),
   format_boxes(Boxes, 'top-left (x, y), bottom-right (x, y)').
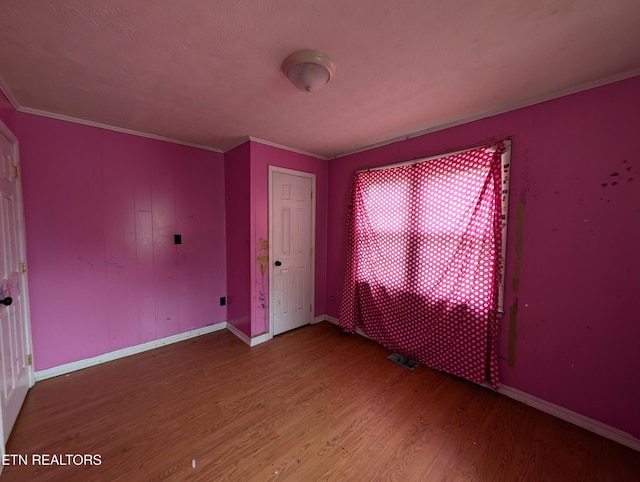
top-left (332, 68), bottom-right (640, 159)
top-left (4, 68), bottom-right (639, 161)
top-left (222, 136), bottom-right (251, 152)
top-left (1, 77), bottom-right (223, 153)
top-left (245, 136), bottom-right (328, 160)
top-left (221, 136), bottom-right (328, 160)
top-left (0, 75), bottom-right (20, 110)
top-left (17, 107), bottom-right (224, 153)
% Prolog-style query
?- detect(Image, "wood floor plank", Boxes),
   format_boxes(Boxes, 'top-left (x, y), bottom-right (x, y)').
top-left (2, 322), bottom-right (639, 481)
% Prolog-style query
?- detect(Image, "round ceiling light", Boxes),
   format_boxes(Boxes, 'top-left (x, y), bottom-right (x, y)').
top-left (282, 50), bottom-right (335, 92)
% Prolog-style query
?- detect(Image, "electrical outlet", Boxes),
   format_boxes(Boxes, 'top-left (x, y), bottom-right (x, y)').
top-left (220, 296), bottom-right (226, 306)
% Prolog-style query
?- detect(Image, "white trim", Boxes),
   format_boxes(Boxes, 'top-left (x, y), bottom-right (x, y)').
top-left (355, 326), bottom-right (370, 339)
top-left (226, 323), bottom-right (272, 346)
top-left (0, 78), bottom-right (222, 153)
top-left (268, 165), bottom-right (319, 178)
top-left (0, 75), bottom-right (19, 110)
top-left (312, 315), bottom-right (326, 324)
top-left (15, 107), bottom-right (223, 153)
top-left (0, 119), bottom-right (34, 463)
top-left (333, 68), bottom-right (640, 159)
top-left (249, 333), bottom-right (271, 346)
top-left (0, 122), bottom-right (34, 386)
top-left (268, 166), bottom-right (316, 339)
top-left (324, 315), bottom-right (339, 325)
top-left (246, 136), bottom-right (328, 160)
top-left (223, 137), bottom-right (250, 152)
top-left (222, 136), bottom-right (327, 160)
top-left (499, 384), bottom-right (640, 452)
top-left (336, 319), bottom-right (640, 451)
top-left (497, 141), bottom-right (512, 314)
top-left (35, 323), bottom-right (227, 381)
top-left (222, 322), bottom-right (249, 344)
top-left (12, 131), bottom-right (36, 391)
top-left (0, 117), bottom-right (18, 142)
top-left (322, 315), bottom-right (371, 339)
top-left (4, 69), bottom-right (639, 161)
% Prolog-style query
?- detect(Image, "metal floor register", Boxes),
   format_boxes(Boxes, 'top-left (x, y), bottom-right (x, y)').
top-left (388, 353), bottom-right (419, 370)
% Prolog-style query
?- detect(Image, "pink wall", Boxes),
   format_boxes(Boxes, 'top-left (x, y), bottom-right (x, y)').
top-left (4, 74), bottom-right (638, 438)
top-left (249, 141), bottom-right (328, 337)
top-left (224, 142), bottom-right (252, 336)
top-left (326, 75), bottom-right (640, 437)
top-left (16, 113), bottom-right (227, 370)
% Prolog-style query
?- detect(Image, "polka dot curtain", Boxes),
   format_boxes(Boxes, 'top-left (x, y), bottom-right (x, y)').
top-left (339, 142), bottom-right (508, 389)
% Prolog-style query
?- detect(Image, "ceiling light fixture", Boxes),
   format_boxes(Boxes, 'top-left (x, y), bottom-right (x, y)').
top-left (282, 50), bottom-right (335, 93)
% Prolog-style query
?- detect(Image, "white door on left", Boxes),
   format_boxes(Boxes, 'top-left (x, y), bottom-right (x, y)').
top-left (0, 121), bottom-right (33, 445)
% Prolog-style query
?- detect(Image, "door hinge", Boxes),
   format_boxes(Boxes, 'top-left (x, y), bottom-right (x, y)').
top-left (26, 354), bottom-right (32, 366)
top-left (13, 165), bottom-right (19, 179)
top-left (20, 262), bottom-right (26, 274)
top-left (310, 191), bottom-right (313, 200)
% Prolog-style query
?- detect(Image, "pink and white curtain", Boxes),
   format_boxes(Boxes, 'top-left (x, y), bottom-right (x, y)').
top-left (339, 142), bottom-right (509, 389)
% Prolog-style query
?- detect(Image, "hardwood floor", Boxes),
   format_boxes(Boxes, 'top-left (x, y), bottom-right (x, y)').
top-left (2, 321), bottom-right (639, 481)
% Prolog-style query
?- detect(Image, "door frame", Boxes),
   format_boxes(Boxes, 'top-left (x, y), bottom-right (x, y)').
top-left (268, 166), bottom-right (316, 338)
top-left (0, 119), bottom-right (35, 456)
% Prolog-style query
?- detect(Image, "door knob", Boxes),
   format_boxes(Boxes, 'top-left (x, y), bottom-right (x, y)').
top-left (274, 260), bottom-right (282, 266)
top-left (1, 297), bottom-right (12, 306)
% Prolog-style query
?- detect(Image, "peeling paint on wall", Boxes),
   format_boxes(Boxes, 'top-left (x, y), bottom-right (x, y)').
top-left (601, 160), bottom-right (634, 188)
top-left (255, 239), bottom-right (268, 276)
top-left (508, 297), bottom-right (518, 367)
top-left (511, 200), bottom-right (526, 294)
top-left (506, 198), bottom-right (526, 367)
top-left (255, 239), bottom-right (269, 330)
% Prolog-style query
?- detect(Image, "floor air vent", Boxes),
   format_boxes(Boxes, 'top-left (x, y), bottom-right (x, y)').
top-left (388, 353), bottom-right (419, 370)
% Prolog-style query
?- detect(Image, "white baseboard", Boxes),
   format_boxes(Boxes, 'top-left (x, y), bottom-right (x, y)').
top-left (324, 315), bottom-right (339, 325)
top-left (35, 313), bottom-right (637, 452)
top-left (35, 322), bottom-right (228, 381)
top-left (320, 314), bottom-right (639, 452)
top-left (499, 384), bottom-right (640, 452)
top-left (226, 323), bottom-right (271, 347)
top-left (318, 315), bottom-right (368, 341)
top-left (249, 333), bottom-right (271, 346)
top-left (322, 315), bottom-right (371, 339)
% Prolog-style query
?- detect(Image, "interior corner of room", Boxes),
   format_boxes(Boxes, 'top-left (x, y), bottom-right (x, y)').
top-left (0, 1), bottom-right (639, 478)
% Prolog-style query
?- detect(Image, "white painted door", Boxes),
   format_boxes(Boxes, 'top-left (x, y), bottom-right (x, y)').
top-left (270, 168), bottom-right (314, 335)
top-left (0, 121), bottom-right (33, 445)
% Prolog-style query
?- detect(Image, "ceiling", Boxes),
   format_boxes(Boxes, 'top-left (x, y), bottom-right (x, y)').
top-left (1, 1), bottom-right (639, 159)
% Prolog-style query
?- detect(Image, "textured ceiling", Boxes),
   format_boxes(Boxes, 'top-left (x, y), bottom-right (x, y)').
top-left (1, 0), bottom-right (639, 158)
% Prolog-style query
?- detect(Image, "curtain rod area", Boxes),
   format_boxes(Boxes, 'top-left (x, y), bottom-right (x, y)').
top-left (356, 139), bottom-right (511, 173)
